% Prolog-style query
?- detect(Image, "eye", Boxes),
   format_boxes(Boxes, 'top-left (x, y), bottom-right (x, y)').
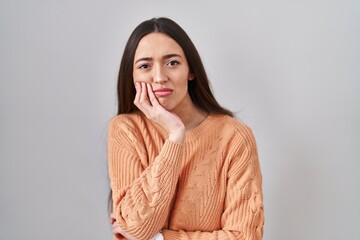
top-left (167, 60), bottom-right (179, 67)
top-left (138, 64), bottom-right (150, 69)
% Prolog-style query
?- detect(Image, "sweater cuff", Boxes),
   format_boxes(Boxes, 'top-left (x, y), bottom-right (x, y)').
top-left (158, 140), bottom-right (183, 167)
top-left (161, 230), bottom-right (177, 240)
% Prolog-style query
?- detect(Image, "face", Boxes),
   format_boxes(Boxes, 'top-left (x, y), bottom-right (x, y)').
top-left (133, 32), bottom-right (194, 112)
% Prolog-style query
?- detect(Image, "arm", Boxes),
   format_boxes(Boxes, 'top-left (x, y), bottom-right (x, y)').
top-left (108, 121), bottom-right (183, 240)
top-left (161, 129), bottom-right (264, 240)
top-left (109, 83), bottom-right (186, 240)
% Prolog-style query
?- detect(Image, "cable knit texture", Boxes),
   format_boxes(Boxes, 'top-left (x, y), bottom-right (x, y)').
top-left (108, 113), bottom-right (264, 240)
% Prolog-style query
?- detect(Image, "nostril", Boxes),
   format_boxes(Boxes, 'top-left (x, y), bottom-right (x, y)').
top-left (153, 78), bottom-right (168, 84)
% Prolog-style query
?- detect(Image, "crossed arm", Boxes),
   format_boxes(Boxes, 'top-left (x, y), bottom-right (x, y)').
top-left (108, 82), bottom-right (264, 239)
top-left (108, 124), bottom-right (264, 240)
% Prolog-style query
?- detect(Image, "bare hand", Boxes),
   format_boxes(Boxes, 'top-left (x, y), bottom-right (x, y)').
top-left (110, 213), bottom-right (135, 240)
top-left (134, 82), bottom-right (185, 143)
top-left (110, 213), bottom-right (162, 240)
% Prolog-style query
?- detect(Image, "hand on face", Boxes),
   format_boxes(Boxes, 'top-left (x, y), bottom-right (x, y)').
top-left (134, 82), bottom-right (185, 143)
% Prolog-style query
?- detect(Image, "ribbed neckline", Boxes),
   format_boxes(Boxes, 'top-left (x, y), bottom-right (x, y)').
top-left (143, 113), bottom-right (224, 143)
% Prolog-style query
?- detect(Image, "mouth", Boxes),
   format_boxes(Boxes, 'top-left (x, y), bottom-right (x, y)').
top-left (153, 88), bottom-right (173, 97)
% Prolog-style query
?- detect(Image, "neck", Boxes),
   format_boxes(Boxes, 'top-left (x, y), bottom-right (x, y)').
top-left (172, 100), bottom-right (208, 130)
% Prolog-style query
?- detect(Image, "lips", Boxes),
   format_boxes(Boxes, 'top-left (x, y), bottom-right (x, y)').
top-left (153, 88), bottom-right (173, 97)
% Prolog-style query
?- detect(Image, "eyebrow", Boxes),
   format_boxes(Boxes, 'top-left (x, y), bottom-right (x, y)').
top-left (134, 54), bottom-right (182, 64)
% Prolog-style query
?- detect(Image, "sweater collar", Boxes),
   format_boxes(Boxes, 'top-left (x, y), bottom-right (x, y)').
top-left (145, 113), bottom-right (223, 142)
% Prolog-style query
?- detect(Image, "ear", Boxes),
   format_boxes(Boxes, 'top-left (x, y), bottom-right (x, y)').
top-left (188, 73), bottom-right (195, 81)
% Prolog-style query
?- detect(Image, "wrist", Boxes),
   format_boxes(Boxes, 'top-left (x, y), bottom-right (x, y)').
top-left (151, 232), bottom-right (164, 240)
top-left (168, 129), bottom-right (185, 143)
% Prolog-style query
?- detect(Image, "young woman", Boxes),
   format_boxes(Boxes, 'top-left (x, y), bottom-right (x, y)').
top-left (108, 17), bottom-right (264, 240)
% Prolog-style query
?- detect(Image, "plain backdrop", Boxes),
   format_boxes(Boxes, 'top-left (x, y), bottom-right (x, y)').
top-left (1, 1), bottom-right (359, 239)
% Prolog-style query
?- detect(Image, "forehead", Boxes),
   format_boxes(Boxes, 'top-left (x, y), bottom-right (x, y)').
top-left (134, 32), bottom-right (185, 58)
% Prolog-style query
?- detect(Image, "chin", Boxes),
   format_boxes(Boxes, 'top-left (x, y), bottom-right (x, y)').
top-left (161, 105), bottom-right (175, 111)
top-left (157, 100), bottom-right (174, 111)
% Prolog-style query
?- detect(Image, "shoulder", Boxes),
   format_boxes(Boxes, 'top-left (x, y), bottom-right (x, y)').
top-left (214, 116), bottom-right (260, 171)
top-left (109, 112), bottom-right (144, 128)
top-left (212, 114), bottom-right (256, 145)
top-left (107, 112), bottom-right (150, 148)
top-left (108, 112), bottom-right (147, 136)
top-left (208, 114), bottom-right (258, 158)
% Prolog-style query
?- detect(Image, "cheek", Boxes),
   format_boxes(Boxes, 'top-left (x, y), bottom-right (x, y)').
top-left (133, 72), bottom-right (152, 83)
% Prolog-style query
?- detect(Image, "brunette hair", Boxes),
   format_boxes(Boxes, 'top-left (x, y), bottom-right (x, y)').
top-left (109, 17), bottom-right (233, 214)
top-left (117, 17), bottom-right (233, 116)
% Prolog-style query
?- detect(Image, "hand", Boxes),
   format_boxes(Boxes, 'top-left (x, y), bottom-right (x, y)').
top-left (110, 213), bottom-right (163, 240)
top-left (134, 82), bottom-right (185, 143)
top-left (110, 213), bottom-right (135, 240)
top-left (149, 232), bottom-right (164, 240)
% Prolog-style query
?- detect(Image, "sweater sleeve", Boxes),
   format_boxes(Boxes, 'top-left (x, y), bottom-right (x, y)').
top-left (108, 117), bottom-right (183, 240)
top-left (161, 128), bottom-right (264, 240)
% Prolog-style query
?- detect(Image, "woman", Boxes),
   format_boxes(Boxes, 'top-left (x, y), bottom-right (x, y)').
top-left (108, 17), bottom-right (264, 240)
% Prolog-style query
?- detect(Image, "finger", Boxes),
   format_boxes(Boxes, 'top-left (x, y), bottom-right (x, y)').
top-left (134, 82), bottom-right (149, 114)
top-left (112, 224), bottom-right (132, 239)
top-left (146, 83), bottom-right (161, 107)
top-left (112, 226), bottom-right (124, 237)
top-left (139, 82), bottom-right (151, 106)
top-left (133, 82), bottom-right (140, 105)
top-left (112, 221), bottom-right (121, 232)
top-left (110, 213), bottom-right (116, 224)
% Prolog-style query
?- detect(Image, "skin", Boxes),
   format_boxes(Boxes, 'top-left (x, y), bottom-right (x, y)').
top-left (111, 32), bottom-right (208, 239)
top-left (133, 33), bottom-right (208, 138)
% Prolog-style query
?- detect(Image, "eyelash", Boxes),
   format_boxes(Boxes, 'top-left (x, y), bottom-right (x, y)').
top-left (167, 60), bottom-right (180, 66)
top-left (137, 60), bottom-right (180, 70)
top-left (138, 64), bottom-right (150, 69)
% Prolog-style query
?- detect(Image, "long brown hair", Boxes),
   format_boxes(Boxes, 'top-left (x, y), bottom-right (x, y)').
top-left (109, 17), bottom-right (233, 213)
top-left (117, 17), bottom-right (233, 116)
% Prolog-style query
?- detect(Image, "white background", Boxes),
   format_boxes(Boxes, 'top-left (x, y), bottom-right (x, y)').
top-left (1, 1), bottom-right (359, 239)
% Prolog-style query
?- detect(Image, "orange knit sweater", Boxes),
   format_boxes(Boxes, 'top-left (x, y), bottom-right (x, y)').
top-left (108, 113), bottom-right (264, 240)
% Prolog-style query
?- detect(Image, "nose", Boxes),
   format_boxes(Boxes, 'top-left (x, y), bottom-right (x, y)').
top-left (153, 65), bottom-right (168, 84)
